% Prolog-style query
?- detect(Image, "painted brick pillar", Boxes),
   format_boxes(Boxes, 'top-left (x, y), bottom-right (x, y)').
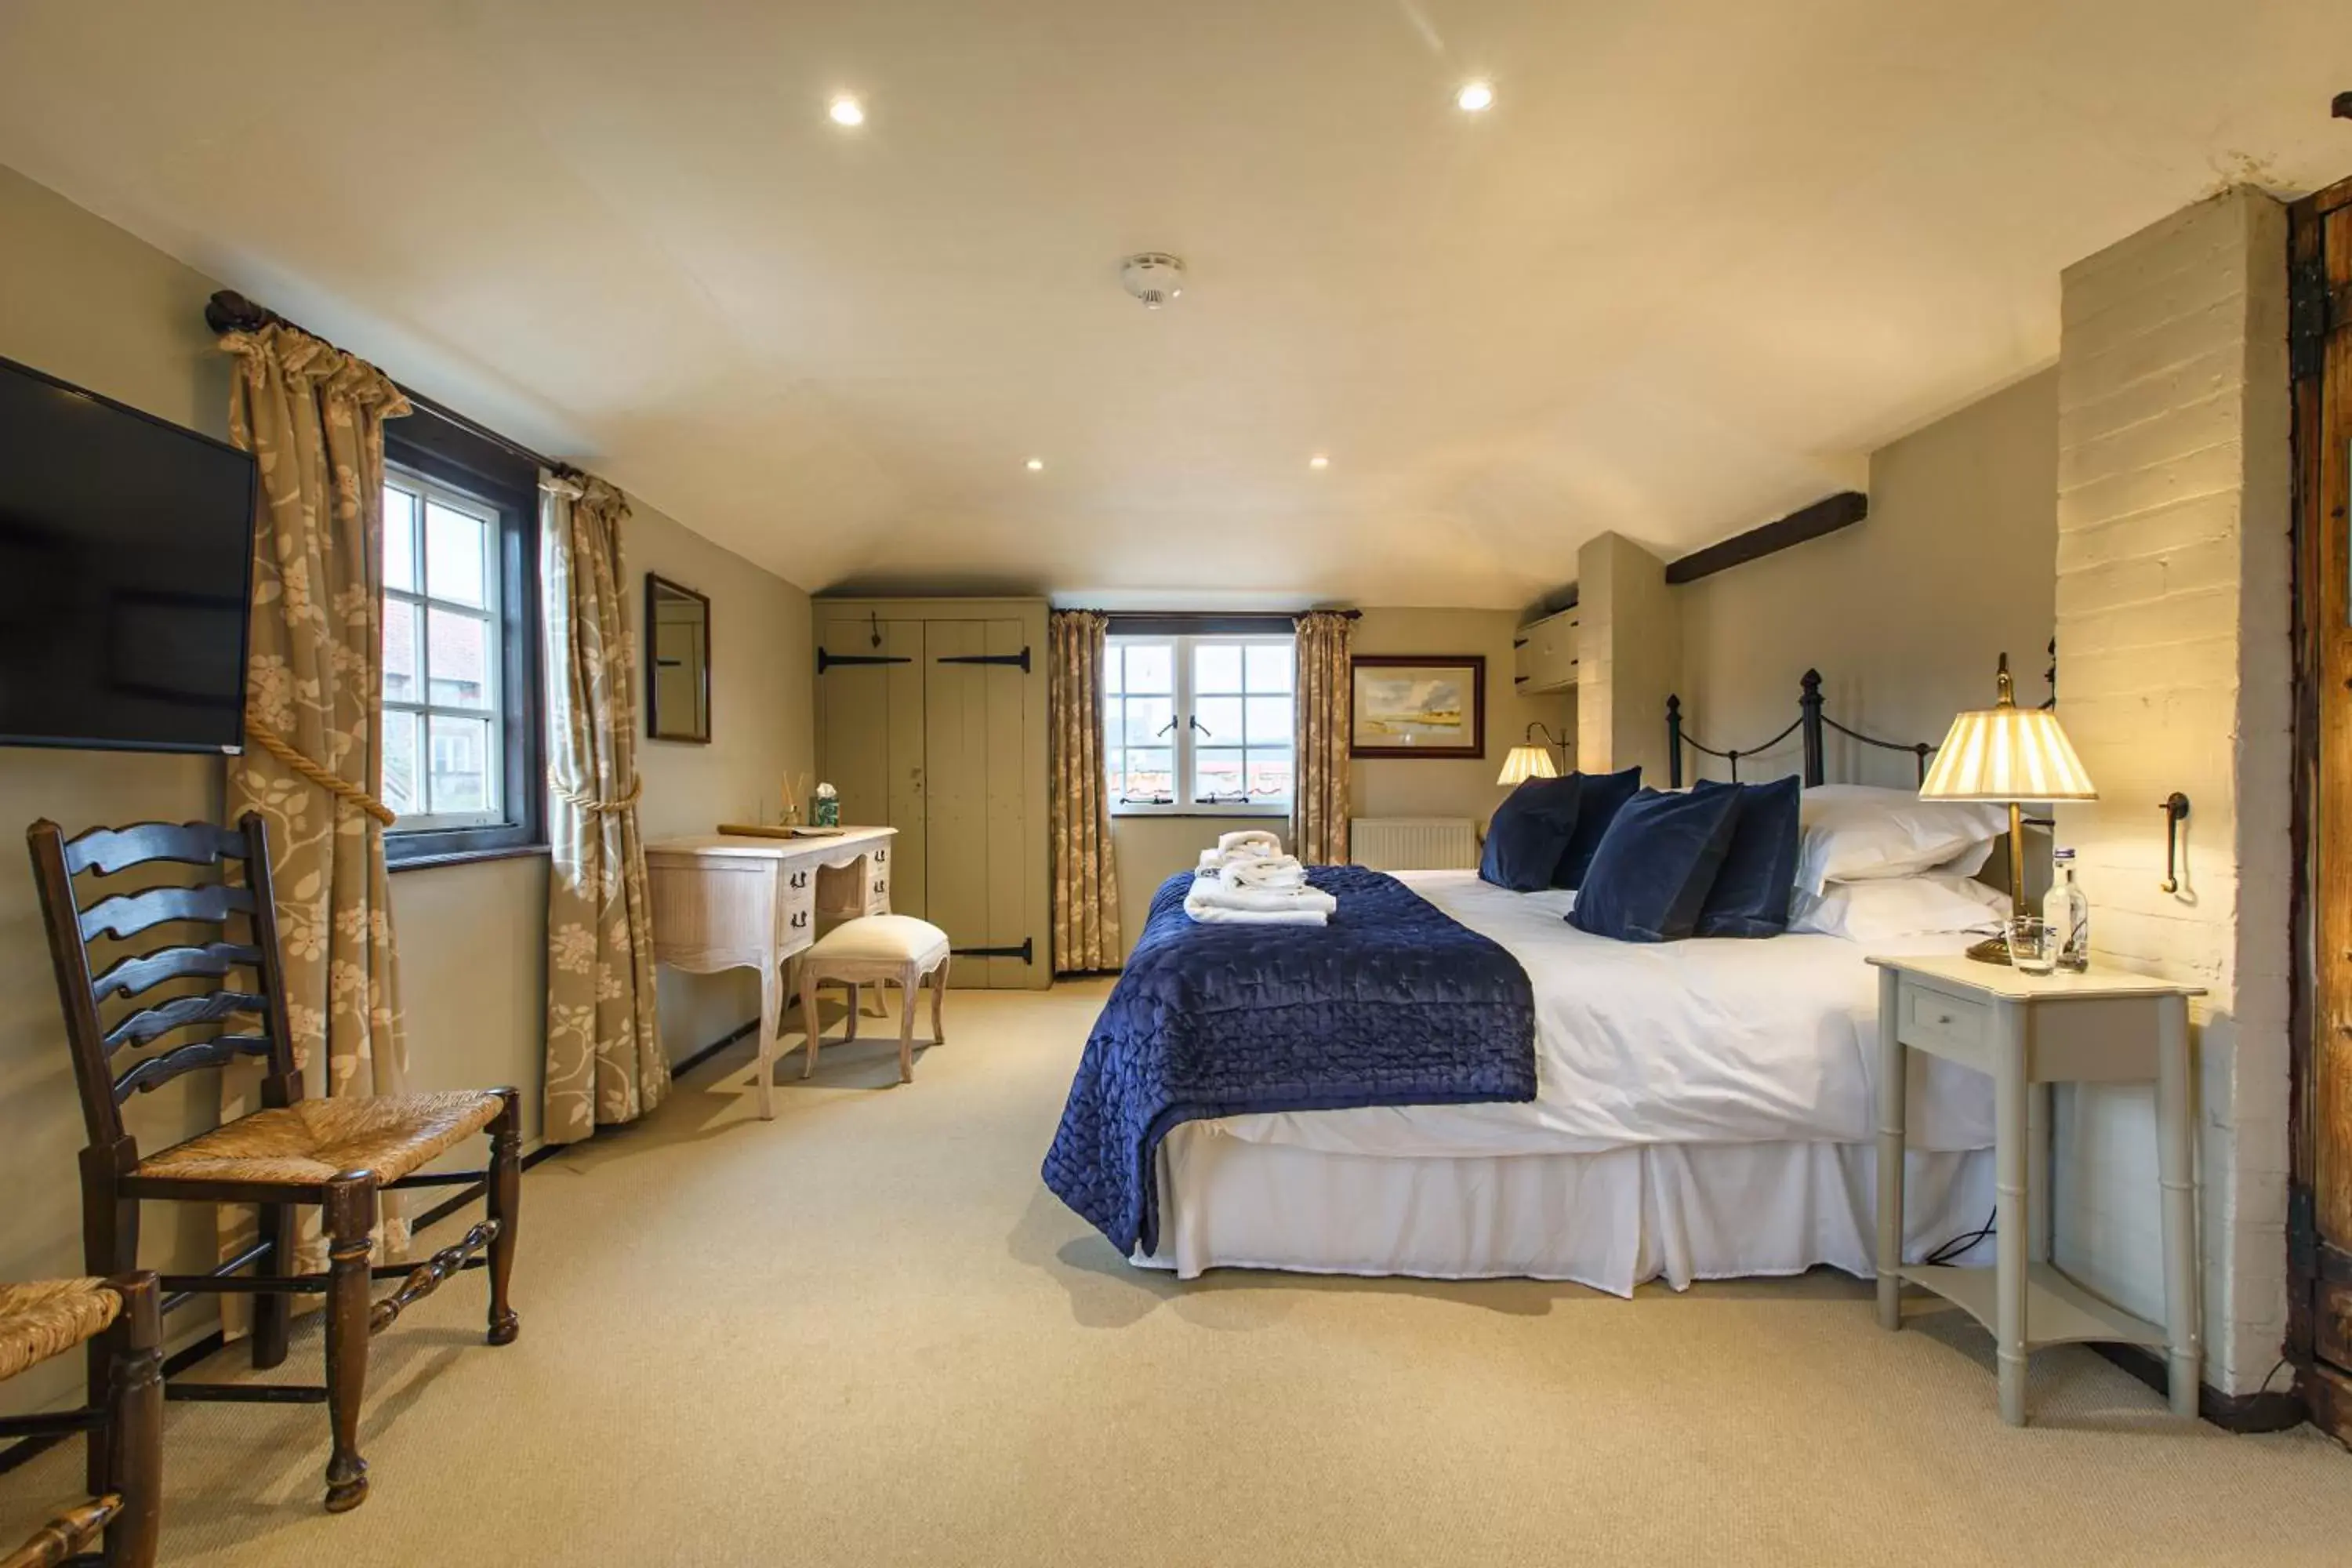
top-left (2049, 186), bottom-right (2292, 1396)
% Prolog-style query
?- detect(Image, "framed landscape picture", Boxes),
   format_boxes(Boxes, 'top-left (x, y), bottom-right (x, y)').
top-left (1349, 655), bottom-right (1486, 759)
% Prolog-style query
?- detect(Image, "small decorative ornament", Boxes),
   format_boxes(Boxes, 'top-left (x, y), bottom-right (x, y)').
top-left (814, 782), bottom-right (840, 828)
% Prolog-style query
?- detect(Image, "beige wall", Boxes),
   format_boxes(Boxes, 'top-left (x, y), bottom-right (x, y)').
top-left (1350, 608), bottom-right (1573, 819)
top-left (1675, 370), bottom-right (2060, 786)
top-left (1109, 607), bottom-right (1569, 960)
top-left (0, 165), bottom-right (811, 1410)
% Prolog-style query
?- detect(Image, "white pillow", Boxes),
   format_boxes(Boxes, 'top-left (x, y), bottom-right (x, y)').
top-left (1795, 784), bottom-right (2008, 893)
top-left (1790, 873), bottom-right (2010, 943)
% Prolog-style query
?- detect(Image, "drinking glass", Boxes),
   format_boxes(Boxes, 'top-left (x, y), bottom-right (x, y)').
top-left (2007, 916), bottom-right (2056, 975)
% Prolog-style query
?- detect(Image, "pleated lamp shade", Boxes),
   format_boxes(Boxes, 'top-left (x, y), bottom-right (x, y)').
top-left (1920, 700), bottom-right (2096, 802)
top-left (1497, 745), bottom-right (1559, 786)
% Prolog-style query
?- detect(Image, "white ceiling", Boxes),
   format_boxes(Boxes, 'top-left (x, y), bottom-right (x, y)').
top-left (2, 2), bottom-right (2347, 608)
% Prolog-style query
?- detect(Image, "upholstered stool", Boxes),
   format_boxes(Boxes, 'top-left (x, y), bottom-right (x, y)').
top-left (797, 915), bottom-right (951, 1084)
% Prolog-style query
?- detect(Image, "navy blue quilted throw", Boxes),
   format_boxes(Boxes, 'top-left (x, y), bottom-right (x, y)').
top-left (1042, 866), bottom-right (1536, 1258)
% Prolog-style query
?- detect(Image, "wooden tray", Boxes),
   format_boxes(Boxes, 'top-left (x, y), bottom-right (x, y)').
top-left (717, 823), bottom-right (844, 839)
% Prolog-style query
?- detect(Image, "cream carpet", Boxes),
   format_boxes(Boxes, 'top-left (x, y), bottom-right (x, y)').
top-left (7, 980), bottom-right (2349, 1566)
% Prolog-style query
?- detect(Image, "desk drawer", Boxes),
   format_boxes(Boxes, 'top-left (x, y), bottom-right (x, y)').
top-left (776, 864), bottom-right (818, 959)
top-left (1901, 982), bottom-right (1988, 1059)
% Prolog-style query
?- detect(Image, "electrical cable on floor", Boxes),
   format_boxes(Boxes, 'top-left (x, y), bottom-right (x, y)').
top-left (1922, 1209), bottom-right (1995, 1266)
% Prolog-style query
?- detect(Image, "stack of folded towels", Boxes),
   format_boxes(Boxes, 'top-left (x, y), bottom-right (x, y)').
top-left (1184, 830), bottom-right (1337, 927)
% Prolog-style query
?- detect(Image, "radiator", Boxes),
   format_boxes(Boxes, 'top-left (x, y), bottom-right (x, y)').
top-left (1348, 817), bottom-right (1479, 872)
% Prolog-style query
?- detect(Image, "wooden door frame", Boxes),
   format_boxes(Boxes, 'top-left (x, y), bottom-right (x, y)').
top-left (2289, 171), bottom-right (2352, 1443)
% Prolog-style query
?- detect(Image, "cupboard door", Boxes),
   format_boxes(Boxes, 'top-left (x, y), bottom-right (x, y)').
top-left (924, 619), bottom-right (1033, 987)
top-left (981, 618), bottom-right (1030, 988)
top-left (817, 614), bottom-right (927, 917)
top-left (923, 621), bottom-right (985, 983)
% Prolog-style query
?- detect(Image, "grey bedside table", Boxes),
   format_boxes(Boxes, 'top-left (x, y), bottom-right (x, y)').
top-left (1866, 954), bottom-right (2204, 1425)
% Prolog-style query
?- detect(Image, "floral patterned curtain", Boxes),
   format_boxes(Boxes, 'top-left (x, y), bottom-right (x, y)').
top-left (541, 474), bottom-right (665, 1144)
top-left (1291, 612), bottom-right (1354, 864)
top-left (219, 322), bottom-right (413, 1263)
top-left (1049, 610), bottom-right (1122, 972)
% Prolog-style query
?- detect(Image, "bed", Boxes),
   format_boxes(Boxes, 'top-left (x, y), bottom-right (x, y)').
top-left (1044, 671), bottom-right (2006, 1295)
top-left (1137, 868), bottom-right (1994, 1291)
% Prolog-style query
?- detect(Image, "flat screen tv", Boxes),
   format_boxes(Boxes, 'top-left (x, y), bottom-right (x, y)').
top-left (0, 354), bottom-right (258, 754)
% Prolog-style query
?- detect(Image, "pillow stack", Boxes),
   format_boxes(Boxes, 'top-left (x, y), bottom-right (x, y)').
top-left (1784, 784), bottom-right (2011, 942)
top-left (1483, 773), bottom-right (2012, 946)
top-left (1567, 775), bottom-right (1803, 943)
top-left (1479, 766), bottom-right (1642, 894)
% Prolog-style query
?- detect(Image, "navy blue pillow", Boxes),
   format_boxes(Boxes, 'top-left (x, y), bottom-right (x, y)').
top-left (1567, 786), bottom-right (1743, 942)
top-left (1691, 775), bottom-right (1802, 938)
top-left (1479, 778), bottom-right (1582, 891)
top-left (1552, 766), bottom-right (1642, 888)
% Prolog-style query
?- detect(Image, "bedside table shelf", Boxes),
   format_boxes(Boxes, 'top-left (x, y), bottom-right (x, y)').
top-left (1898, 1262), bottom-right (2167, 1349)
top-left (1867, 954), bottom-right (2203, 1426)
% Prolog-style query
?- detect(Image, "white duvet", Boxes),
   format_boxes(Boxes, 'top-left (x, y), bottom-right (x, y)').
top-left (1213, 869), bottom-right (1994, 1158)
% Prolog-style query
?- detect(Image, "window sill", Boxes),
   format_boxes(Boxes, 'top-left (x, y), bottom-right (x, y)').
top-left (1112, 808), bottom-right (1294, 820)
top-left (386, 841), bottom-right (550, 873)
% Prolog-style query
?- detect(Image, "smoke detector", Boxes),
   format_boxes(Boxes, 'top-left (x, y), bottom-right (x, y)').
top-left (1120, 252), bottom-right (1186, 309)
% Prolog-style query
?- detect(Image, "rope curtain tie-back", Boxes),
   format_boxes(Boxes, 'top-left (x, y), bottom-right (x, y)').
top-left (550, 770), bottom-right (643, 815)
top-left (244, 721), bottom-right (397, 826)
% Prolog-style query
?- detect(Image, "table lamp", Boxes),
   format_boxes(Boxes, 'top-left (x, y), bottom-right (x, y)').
top-left (1497, 722), bottom-right (1569, 786)
top-left (1918, 652), bottom-right (2097, 964)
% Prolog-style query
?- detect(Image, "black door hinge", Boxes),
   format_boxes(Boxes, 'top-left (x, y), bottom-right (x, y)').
top-left (817, 648), bottom-right (914, 674)
top-left (2291, 1183), bottom-right (2320, 1281)
top-left (2291, 251), bottom-right (2344, 381)
top-left (935, 647), bottom-right (1033, 673)
top-left (951, 937), bottom-right (1034, 964)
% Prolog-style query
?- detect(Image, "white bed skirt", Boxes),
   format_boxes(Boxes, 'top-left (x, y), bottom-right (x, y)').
top-left (1134, 1127), bottom-right (1993, 1296)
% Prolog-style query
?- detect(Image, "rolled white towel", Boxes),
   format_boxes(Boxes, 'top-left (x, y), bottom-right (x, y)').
top-left (1187, 875), bottom-right (1337, 915)
top-left (1226, 855), bottom-right (1306, 891)
top-left (1217, 829), bottom-right (1284, 860)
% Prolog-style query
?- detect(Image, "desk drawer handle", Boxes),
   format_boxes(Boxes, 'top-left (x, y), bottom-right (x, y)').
top-left (874, 849), bottom-right (887, 864)
top-left (1934, 1012), bottom-right (1955, 1025)
top-left (789, 870), bottom-right (809, 890)
top-left (873, 879), bottom-right (887, 896)
top-left (789, 911), bottom-right (809, 930)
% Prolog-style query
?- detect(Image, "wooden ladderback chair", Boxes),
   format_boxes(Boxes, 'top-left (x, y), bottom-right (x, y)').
top-left (25, 815), bottom-right (523, 1514)
top-left (0, 1272), bottom-right (162, 1568)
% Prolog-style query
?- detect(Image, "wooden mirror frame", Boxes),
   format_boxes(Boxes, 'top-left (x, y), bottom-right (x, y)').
top-left (645, 573), bottom-right (713, 744)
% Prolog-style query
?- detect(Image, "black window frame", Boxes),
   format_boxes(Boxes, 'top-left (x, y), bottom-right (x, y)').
top-left (382, 409), bottom-right (545, 870)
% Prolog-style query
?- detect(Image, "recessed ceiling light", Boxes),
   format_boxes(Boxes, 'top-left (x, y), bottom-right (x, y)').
top-left (1308, 455), bottom-right (1330, 470)
top-left (828, 94), bottom-right (866, 128)
top-left (1454, 80), bottom-right (1495, 114)
top-left (1025, 457), bottom-right (1045, 471)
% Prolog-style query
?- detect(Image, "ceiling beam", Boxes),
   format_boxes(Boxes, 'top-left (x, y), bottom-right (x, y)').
top-left (1664, 491), bottom-right (1869, 586)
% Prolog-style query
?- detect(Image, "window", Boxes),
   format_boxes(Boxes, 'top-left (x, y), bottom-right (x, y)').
top-left (1107, 635), bottom-right (1294, 815)
top-left (383, 470), bottom-right (503, 828)
top-left (379, 412), bottom-right (543, 868)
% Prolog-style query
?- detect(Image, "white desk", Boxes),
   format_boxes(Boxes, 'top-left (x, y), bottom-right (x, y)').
top-left (644, 827), bottom-right (895, 1118)
top-left (1868, 954), bottom-right (2203, 1425)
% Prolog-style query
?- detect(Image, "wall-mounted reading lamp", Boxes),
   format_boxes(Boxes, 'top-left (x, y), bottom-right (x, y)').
top-left (1496, 722), bottom-right (1570, 786)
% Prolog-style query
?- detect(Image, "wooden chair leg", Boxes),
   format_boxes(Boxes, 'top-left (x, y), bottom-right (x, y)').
top-left (930, 954), bottom-right (950, 1044)
top-left (103, 1272), bottom-right (163, 1568)
top-left (897, 964), bottom-right (918, 1083)
top-left (485, 1088), bottom-right (522, 1347)
top-left (800, 971), bottom-right (823, 1080)
top-left (321, 1179), bottom-right (376, 1513)
top-left (252, 1200), bottom-right (295, 1370)
top-left (844, 982), bottom-right (859, 1042)
top-left (78, 1153), bottom-right (137, 1502)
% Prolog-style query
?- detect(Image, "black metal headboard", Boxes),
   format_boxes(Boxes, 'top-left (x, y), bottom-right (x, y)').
top-left (1665, 669), bottom-right (1937, 789)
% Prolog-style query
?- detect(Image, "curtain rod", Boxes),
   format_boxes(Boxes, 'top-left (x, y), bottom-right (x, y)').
top-left (1094, 609), bottom-right (1362, 622)
top-left (203, 290), bottom-right (582, 481)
